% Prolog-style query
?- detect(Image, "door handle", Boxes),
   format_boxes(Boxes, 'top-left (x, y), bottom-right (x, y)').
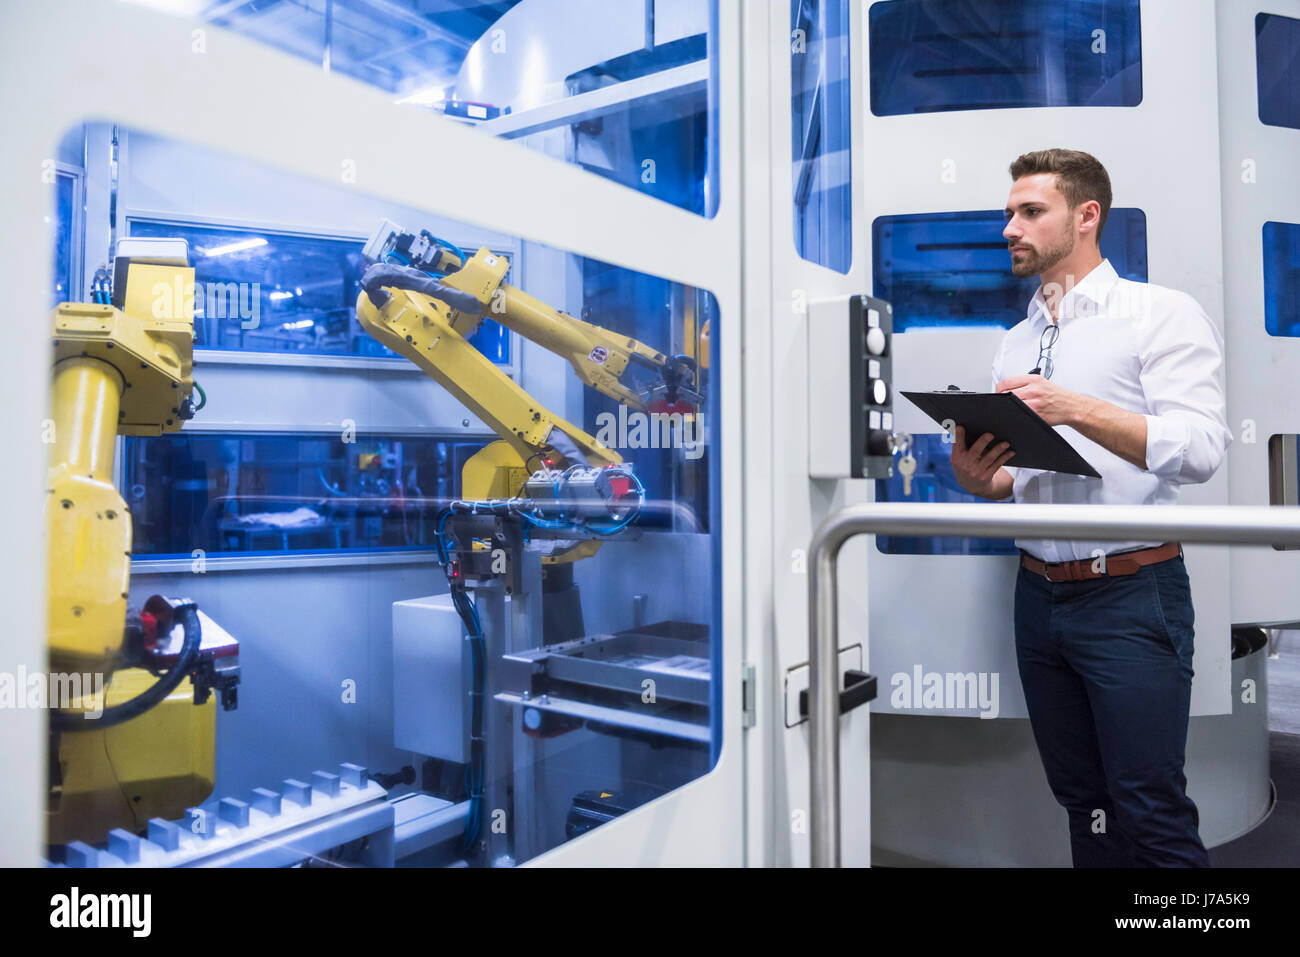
top-left (799, 669), bottom-right (876, 720)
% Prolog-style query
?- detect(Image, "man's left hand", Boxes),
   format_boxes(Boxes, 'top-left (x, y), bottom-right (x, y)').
top-left (995, 374), bottom-right (1091, 427)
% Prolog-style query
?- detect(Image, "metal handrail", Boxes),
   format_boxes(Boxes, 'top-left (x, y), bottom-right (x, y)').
top-left (807, 502), bottom-right (1300, 868)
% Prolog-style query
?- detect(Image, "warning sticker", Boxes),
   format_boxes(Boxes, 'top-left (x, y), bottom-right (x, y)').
top-left (589, 346), bottom-right (609, 365)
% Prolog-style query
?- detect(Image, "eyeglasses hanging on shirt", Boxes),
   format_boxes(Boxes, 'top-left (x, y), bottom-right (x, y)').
top-left (1030, 321), bottom-right (1059, 379)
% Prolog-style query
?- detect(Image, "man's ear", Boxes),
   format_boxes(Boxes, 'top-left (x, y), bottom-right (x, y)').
top-left (1077, 200), bottom-right (1102, 238)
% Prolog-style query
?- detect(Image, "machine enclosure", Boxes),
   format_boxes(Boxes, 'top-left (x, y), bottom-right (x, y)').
top-left (393, 594), bottom-right (470, 763)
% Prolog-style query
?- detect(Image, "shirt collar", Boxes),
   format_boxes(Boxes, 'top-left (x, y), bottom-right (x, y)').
top-left (1028, 258), bottom-right (1119, 326)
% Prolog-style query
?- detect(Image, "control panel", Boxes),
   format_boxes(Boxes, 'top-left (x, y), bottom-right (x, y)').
top-left (808, 294), bottom-right (894, 479)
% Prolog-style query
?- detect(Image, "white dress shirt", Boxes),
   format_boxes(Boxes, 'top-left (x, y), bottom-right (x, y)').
top-left (990, 258), bottom-right (1232, 563)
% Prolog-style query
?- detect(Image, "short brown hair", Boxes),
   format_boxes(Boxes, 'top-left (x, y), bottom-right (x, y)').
top-left (1009, 149), bottom-right (1112, 243)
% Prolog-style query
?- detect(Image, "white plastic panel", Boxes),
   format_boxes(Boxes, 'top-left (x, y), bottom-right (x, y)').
top-left (1219, 0), bottom-right (1300, 626)
top-left (393, 595), bottom-right (470, 763)
top-left (863, 0), bottom-right (1232, 718)
top-left (741, 0), bottom-right (875, 868)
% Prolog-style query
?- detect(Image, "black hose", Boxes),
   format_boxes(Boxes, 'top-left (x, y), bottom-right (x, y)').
top-left (361, 262), bottom-right (483, 314)
top-left (371, 765), bottom-right (416, 789)
top-left (435, 506), bottom-right (486, 851)
top-left (51, 604), bottom-right (203, 732)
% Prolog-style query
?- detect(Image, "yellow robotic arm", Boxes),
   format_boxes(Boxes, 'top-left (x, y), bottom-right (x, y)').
top-left (46, 240), bottom-right (233, 846)
top-left (49, 246), bottom-right (197, 673)
top-left (429, 246), bottom-right (690, 412)
top-left (355, 264), bottom-right (620, 480)
top-left (355, 221), bottom-right (701, 491)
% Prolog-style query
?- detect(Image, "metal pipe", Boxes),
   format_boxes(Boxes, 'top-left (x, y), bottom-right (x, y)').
top-left (807, 502), bottom-right (1300, 868)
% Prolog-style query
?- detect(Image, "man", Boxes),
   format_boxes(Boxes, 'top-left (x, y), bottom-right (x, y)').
top-left (950, 148), bottom-right (1232, 867)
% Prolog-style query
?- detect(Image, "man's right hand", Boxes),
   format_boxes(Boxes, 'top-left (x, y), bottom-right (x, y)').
top-left (950, 426), bottom-right (1015, 499)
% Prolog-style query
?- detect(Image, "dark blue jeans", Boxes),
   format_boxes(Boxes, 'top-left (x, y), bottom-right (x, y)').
top-left (1014, 553), bottom-right (1210, 868)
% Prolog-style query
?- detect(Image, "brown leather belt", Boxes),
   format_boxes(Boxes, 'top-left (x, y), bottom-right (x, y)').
top-left (1020, 542), bottom-right (1182, 582)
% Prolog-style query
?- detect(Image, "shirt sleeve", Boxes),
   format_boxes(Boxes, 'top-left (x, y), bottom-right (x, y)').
top-left (1138, 291), bottom-right (1233, 486)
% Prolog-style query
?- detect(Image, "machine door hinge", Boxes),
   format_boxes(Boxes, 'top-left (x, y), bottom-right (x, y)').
top-left (742, 664), bottom-right (756, 729)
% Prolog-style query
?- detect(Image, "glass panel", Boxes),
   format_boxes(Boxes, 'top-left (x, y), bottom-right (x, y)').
top-left (873, 208), bottom-right (1147, 332)
top-left (1264, 221), bottom-right (1300, 338)
top-left (555, 27), bottom-right (715, 216)
top-left (205, 0), bottom-right (515, 94)
top-left (121, 432), bottom-right (486, 558)
top-left (792, 0), bottom-right (852, 273)
top-left (128, 220), bottom-right (511, 361)
top-left (52, 170), bottom-right (76, 306)
top-left (876, 434), bottom-right (1016, 555)
top-left (184, 0), bottom-right (718, 217)
top-left (868, 0), bottom-right (1142, 116)
top-left (1257, 13), bottom-right (1300, 130)
top-left (579, 258), bottom-right (714, 534)
top-left (46, 124), bottom-right (720, 865)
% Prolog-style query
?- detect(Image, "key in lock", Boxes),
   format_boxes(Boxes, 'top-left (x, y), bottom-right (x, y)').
top-left (898, 453), bottom-right (917, 496)
top-left (890, 431), bottom-right (917, 497)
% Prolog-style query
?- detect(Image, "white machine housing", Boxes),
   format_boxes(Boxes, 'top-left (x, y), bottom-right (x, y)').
top-left (393, 594), bottom-right (472, 764)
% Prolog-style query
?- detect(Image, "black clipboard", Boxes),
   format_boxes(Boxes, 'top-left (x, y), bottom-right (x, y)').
top-left (900, 390), bottom-right (1101, 478)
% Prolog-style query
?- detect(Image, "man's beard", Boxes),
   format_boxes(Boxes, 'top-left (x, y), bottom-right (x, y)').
top-left (1010, 228), bottom-right (1075, 278)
